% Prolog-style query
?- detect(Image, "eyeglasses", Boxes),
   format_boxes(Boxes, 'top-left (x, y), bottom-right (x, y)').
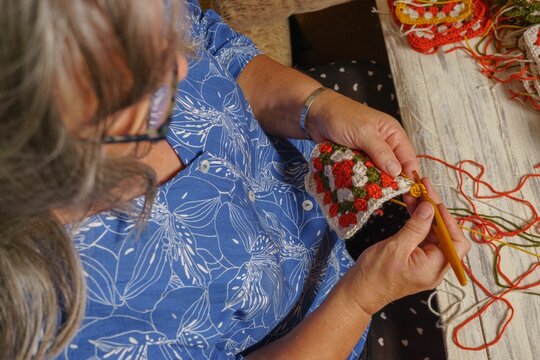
top-left (101, 69), bottom-right (178, 144)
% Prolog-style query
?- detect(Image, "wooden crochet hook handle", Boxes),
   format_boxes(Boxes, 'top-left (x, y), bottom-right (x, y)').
top-left (412, 171), bottom-right (468, 286)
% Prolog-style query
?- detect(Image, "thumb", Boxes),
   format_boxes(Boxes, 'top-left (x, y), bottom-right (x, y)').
top-left (393, 201), bottom-right (434, 252)
top-left (360, 129), bottom-right (402, 177)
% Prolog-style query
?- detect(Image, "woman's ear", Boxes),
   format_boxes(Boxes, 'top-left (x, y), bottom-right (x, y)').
top-left (176, 53), bottom-right (188, 82)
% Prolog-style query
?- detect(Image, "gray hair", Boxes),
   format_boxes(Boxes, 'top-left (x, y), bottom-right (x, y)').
top-left (0, 0), bottom-right (186, 358)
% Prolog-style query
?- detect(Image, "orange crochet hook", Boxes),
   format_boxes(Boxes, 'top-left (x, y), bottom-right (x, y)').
top-left (411, 171), bottom-right (468, 286)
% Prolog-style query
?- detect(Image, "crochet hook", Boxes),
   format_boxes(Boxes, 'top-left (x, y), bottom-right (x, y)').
top-left (412, 171), bottom-right (468, 286)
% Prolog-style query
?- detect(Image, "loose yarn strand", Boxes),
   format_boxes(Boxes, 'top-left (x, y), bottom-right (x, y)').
top-left (415, 154), bottom-right (540, 350)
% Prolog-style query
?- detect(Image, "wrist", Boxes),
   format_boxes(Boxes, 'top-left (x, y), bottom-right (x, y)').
top-left (340, 265), bottom-right (389, 316)
top-left (303, 88), bottom-right (340, 142)
top-left (299, 87), bottom-right (331, 140)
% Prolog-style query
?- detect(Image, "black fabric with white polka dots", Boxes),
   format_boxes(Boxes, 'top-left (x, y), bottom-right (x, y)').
top-left (305, 61), bottom-right (445, 360)
top-left (307, 60), bottom-right (400, 120)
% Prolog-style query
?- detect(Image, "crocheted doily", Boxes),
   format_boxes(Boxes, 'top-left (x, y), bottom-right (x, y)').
top-left (305, 143), bottom-right (413, 240)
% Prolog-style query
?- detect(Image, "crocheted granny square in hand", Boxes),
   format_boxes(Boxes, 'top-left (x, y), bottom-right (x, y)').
top-left (394, 0), bottom-right (473, 26)
top-left (305, 143), bottom-right (413, 240)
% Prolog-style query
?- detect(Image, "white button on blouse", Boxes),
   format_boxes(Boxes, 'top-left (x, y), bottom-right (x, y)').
top-left (248, 190), bottom-right (256, 202)
top-left (199, 160), bottom-right (210, 173)
top-left (302, 200), bottom-right (313, 211)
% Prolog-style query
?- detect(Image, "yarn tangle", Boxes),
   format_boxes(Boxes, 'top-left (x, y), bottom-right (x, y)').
top-left (387, 0), bottom-right (540, 111)
top-left (417, 154), bottom-right (540, 350)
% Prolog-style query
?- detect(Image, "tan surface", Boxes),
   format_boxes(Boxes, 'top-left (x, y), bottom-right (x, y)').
top-left (204, 0), bottom-right (353, 65)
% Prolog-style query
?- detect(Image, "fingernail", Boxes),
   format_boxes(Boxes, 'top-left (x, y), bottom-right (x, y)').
top-left (386, 161), bottom-right (401, 177)
top-left (416, 202), bottom-right (434, 219)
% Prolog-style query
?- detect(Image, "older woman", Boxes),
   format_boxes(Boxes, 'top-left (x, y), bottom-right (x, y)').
top-left (0, 0), bottom-right (469, 359)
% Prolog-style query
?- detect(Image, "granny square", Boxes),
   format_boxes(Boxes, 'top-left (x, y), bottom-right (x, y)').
top-left (305, 142), bottom-right (413, 240)
top-left (519, 24), bottom-right (540, 99)
top-left (393, 0), bottom-right (491, 54)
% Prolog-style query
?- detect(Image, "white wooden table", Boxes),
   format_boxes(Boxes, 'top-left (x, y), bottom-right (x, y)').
top-left (376, 1), bottom-right (540, 359)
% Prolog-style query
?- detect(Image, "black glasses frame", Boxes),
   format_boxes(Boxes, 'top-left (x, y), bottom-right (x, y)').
top-left (101, 69), bottom-right (178, 144)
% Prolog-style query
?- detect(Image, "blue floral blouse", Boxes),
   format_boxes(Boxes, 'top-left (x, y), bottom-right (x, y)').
top-left (59, 1), bottom-right (367, 358)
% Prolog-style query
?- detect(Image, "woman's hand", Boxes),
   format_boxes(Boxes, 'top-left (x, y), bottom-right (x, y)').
top-left (238, 56), bottom-right (417, 179)
top-left (342, 179), bottom-right (471, 315)
top-left (307, 90), bottom-right (419, 178)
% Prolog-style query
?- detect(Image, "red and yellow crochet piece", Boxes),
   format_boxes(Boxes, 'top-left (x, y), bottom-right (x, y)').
top-left (305, 142), bottom-right (413, 240)
top-left (395, 0), bottom-right (473, 26)
top-left (408, 0), bottom-right (490, 54)
top-left (389, 0), bottom-right (491, 54)
top-left (388, 0), bottom-right (540, 110)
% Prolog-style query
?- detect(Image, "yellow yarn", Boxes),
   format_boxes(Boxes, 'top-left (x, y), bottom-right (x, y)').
top-left (388, 199), bottom-right (540, 259)
top-left (409, 182), bottom-right (427, 198)
top-left (458, 226), bottom-right (540, 259)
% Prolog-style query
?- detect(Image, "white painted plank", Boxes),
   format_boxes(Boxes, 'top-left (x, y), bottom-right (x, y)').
top-left (376, 1), bottom-right (540, 359)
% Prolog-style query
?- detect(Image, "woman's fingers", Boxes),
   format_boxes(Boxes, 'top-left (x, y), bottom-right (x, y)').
top-left (392, 202), bottom-right (434, 254)
top-left (402, 177), bottom-right (469, 251)
top-left (422, 178), bottom-right (442, 203)
top-left (358, 127), bottom-right (403, 177)
top-left (423, 178), bottom-right (470, 257)
top-left (383, 123), bottom-right (419, 178)
top-left (436, 203), bottom-right (471, 258)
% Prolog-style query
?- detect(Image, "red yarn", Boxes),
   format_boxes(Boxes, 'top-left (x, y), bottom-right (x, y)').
top-left (418, 154), bottom-right (540, 350)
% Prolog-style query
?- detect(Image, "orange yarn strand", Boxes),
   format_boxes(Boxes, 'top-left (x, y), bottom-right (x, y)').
top-left (417, 154), bottom-right (540, 350)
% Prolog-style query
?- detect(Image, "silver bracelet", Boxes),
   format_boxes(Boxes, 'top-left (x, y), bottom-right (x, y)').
top-left (299, 86), bottom-right (329, 140)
